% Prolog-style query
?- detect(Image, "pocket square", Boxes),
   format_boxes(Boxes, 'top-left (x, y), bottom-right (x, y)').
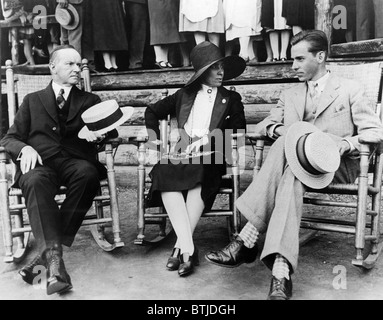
top-left (335, 104), bottom-right (346, 112)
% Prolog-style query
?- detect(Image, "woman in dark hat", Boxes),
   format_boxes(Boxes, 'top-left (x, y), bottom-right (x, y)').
top-left (145, 41), bottom-right (246, 277)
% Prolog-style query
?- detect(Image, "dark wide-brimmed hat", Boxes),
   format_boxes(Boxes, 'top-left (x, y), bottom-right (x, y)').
top-left (55, 4), bottom-right (80, 31)
top-left (285, 122), bottom-right (341, 189)
top-left (185, 41), bottom-right (247, 87)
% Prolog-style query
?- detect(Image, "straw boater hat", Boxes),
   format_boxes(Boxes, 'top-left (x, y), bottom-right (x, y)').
top-left (55, 4), bottom-right (80, 31)
top-left (285, 122), bottom-right (341, 189)
top-left (185, 41), bottom-right (247, 87)
top-left (78, 100), bottom-right (134, 139)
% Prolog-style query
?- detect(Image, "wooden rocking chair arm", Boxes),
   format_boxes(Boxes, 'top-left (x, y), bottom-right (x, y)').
top-left (245, 133), bottom-right (267, 141)
top-left (0, 147), bottom-right (10, 162)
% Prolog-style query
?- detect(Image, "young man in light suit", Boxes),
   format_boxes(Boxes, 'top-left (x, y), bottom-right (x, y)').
top-left (205, 30), bottom-right (383, 300)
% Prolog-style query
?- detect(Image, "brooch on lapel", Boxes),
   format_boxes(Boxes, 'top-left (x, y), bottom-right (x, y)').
top-left (222, 99), bottom-right (227, 104)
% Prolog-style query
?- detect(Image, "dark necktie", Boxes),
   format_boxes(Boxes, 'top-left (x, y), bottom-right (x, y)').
top-left (57, 89), bottom-right (66, 109)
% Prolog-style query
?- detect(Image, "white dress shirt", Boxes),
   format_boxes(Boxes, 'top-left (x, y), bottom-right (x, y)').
top-left (52, 81), bottom-right (73, 101)
top-left (184, 84), bottom-right (217, 138)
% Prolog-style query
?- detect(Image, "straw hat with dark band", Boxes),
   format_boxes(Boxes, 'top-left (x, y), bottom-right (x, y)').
top-left (285, 122), bottom-right (341, 189)
top-left (185, 41), bottom-right (247, 87)
top-left (78, 100), bottom-right (134, 139)
top-left (55, 4), bottom-right (80, 31)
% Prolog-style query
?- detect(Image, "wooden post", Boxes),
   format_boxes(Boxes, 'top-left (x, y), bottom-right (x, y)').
top-left (10, 27), bottom-right (19, 66)
top-left (315, 0), bottom-right (334, 52)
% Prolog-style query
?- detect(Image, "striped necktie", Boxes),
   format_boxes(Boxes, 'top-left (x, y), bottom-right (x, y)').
top-left (57, 89), bottom-right (66, 109)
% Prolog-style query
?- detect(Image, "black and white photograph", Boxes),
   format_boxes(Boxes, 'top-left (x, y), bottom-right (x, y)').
top-left (1, 0), bottom-right (383, 306)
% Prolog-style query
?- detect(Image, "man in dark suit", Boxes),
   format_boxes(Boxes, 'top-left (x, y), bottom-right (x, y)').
top-left (1, 45), bottom-right (106, 295)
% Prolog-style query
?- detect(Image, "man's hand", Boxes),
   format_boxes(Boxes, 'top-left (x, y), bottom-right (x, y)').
top-left (57, 0), bottom-right (69, 8)
top-left (338, 140), bottom-right (351, 156)
top-left (81, 130), bottom-right (106, 143)
top-left (274, 126), bottom-right (286, 138)
top-left (19, 146), bottom-right (43, 174)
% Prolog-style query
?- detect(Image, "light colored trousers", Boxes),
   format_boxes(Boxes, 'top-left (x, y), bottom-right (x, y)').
top-left (236, 136), bottom-right (358, 272)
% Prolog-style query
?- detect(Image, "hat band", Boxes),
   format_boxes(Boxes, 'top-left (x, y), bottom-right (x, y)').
top-left (86, 108), bottom-right (122, 132)
top-left (296, 134), bottom-right (322, 176)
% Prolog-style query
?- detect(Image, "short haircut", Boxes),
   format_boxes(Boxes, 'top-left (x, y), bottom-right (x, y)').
top-left (291, 30), bottom-right (329, 59)
top-left (49, 44), bottom-right (77, 64)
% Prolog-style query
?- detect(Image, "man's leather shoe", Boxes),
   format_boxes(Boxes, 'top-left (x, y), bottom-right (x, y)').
top-left (205, 237), bottom-right (258, 268)
top-left (267, 276), bottom-right (293, 300)
top-left (166, 247), bottom-right (181, 271)
top-left (19, 254), bottom-right (45, 285)
top-left (44, 247), bottom-right (72, 295)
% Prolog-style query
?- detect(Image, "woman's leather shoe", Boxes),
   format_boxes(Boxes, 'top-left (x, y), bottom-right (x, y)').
top-left (178, 249), bottom-right (199, 277)
top-left (166, 247), bottom-right (181, 271)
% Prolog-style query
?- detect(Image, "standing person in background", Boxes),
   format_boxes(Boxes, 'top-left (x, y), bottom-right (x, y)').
top-left (148, 0), bottom-right (189, 69)
top-left (124, 0), bottom-right (148, 70)
top-left (56, 0), bottom-right (83, 56)
top-left (282, 0), bottom-right (315, 36)
top-left (224, 0), bottom-right (262, 64)
top-left (355, 0), bottom-right (383, 41)
top-left (89, 0), bottom-right (129, 72)
top-left (261, 0), bottom-right (291, 62)
top-left (179, 0), bottom-right (224, 48)
top-left (1, 0), bottom-right (35, 65)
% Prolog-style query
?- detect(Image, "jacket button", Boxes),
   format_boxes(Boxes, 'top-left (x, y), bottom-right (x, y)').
top-left (52, 127), bottom-right (57, 131)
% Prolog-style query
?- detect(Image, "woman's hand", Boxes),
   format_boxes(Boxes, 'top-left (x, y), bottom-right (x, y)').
top-left (185, 136), bottom-right (209, 154)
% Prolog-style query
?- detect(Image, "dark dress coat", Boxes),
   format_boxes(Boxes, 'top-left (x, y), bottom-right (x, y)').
top-left (89, 0), bottom-right (129, 51)
top-left (145, 85), bottom-right (246, 211)
top-left (147, 0), bottom-right (186, 45)
top-left (282, 0), bottom-right (315, 30)
top-left (1, 83), bottom-right (106, 187)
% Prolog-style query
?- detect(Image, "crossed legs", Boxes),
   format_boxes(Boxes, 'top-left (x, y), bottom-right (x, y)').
top-left (18, 157), bottom-right (100, 294)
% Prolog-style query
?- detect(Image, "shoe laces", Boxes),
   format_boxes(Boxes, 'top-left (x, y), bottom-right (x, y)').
top-left (26, 255), bottom-right (42, 269)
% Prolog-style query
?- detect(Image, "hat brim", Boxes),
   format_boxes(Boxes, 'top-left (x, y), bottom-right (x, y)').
top-left (55, 4), bottom-right (80, 31)
top-left (285, 122), bottom-right (336, 189)
top-left (78, 107), bottom-right (134, 139)
top-left (185, 55), bottom-right (247, 87)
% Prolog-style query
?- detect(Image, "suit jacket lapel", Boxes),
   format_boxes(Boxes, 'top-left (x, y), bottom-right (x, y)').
top-left (315, 74), bottom-right (340, 118)
top-left (38, 82), bottom-right (58, 123)
top-left (178, 90), bottom-right (198, 129)
top-left (67, 85), bottom-right (88, 122)
top-left (292, 83), bottom-right (307, 121)
top-left (209, 87), bottom-right (229, 131)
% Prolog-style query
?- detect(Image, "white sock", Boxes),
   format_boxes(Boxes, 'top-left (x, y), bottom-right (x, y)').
top-left (272, 254), bottom-right (290, 280)
top-left (239, 222), bottom-right (259, 249)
